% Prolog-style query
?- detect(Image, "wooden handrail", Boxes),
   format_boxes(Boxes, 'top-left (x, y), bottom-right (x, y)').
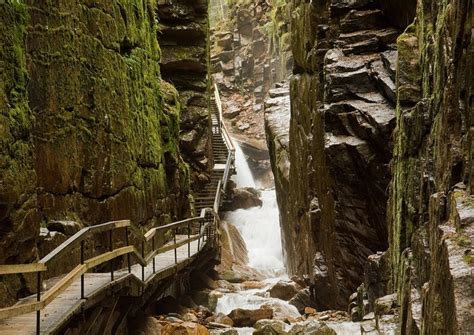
top-left (0, 263), bottom-right (46, 275)
top-left (0, 85), bottom-right (235, 329)
top-left (214, 83), bottom-right (235, 154)
top-left (40, 220), bottom-right (131, 265)
top-left (145, 217), bottom-right (203, 241)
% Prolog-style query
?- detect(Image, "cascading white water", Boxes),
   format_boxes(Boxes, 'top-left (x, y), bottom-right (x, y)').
top-left (229, 142), bottom-right (284, 273)
top-left (215, 142), bottom-right (298, 321)
top-left (231, 144), bottom-right (257, 188)
top-left (216, 143), bottom-right (362, 335)
top-left (225, 190), bottom-right (284, 273)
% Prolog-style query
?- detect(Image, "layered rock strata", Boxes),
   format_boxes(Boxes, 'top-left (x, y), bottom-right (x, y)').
top-left (274, 0), bottom-right (401, 309)
top-left (269, 0), bottom-right (474, 332)
top-left (210, 0), bottom-right (292, 140)
top-left (157, 0), bottom-right (212, 189)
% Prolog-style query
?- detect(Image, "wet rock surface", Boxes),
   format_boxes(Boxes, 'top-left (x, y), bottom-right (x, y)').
top-left (267, 0), bottom-right (473, 333)
top-left (269, 0), bottom-right (397, 310)
top-left (157, 1), bottom-right (212, 188)
top-left (223, 187), bottom-right (263, 211)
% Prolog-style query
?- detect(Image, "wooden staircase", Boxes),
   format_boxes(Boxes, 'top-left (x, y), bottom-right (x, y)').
top-left (194, 91), bottom-right (235, 214)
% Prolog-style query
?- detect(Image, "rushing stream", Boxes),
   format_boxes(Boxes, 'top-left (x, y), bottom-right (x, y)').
top-left (214, 143), bottom-right (299, 334)
top-left (214, 143), bottom-right (362, 335)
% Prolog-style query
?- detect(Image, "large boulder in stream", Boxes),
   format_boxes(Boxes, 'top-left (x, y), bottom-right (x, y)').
top-left (223, 187), bottom-right (262, 211)
top-left (227, 308), bottom-right (273, 327)
top-left (267, 280), bottom-right (300, 301)
top-left (161, 322), bottom-right (209, 335)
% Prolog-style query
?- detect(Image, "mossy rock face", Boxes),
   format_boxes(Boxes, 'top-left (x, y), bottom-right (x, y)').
top-left (157, 0), bottom-right (211, 189)
top-left (0, 0), bottom-right (39, 307)
top-left (0, 1), bottom-right (192, 307)
top-left (387, 0), bottom-right (473, 333)
top-left (24, 0), bottom-right (191, 231)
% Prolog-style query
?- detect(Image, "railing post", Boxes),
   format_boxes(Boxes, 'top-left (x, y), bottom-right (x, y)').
top-left (173, 228), bottom-right (178, 264)
top-left (81, 240), bottom-right (85, 299)
top-left (197, 221), bottom-right (202, 251)
top-left (152, 235), bottom-right (156, 274)
top-left (187, 221), bottom-right (191, 257)
top-left (109, 230), bottom-right (114, 281)
top-left (141, 241), bottom-right (145, 282)
top-left (36, 271), bottom-right (41, 335)
top-left (125, 227), bottom-right (131, 273)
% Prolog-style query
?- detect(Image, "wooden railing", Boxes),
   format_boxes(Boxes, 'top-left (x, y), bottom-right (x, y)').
top-left (0, 86), bottom-right (235, 334)
top-left (0, 213), bottom-right (214, 321)
top-left (214, 83), bottom-right (236, 192)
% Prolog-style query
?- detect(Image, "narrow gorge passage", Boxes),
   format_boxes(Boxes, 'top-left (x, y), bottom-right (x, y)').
top-left (0, 0), bottom-right (472, 335)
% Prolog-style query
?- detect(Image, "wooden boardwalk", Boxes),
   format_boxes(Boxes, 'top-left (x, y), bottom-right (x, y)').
top-left (0, 85), bottom-right (235, 334)
top-left (0, 238), bottom-right (203, 334)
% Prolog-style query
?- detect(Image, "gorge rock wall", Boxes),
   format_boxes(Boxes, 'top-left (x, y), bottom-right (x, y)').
top-left (388, 0), bottom-right (473, 333)
top-left (0, 1), bottom-right (38, 305)
top-left (0, 0), bottom-right (194, 306)
top-left (157, 0), bottom-right (212, 189)
top-left (268, 0), bottom-right (473, 331)
top-left (210, 0), bottom-right (292, 142)
top-left (273, 0), bottom-right (402, 309)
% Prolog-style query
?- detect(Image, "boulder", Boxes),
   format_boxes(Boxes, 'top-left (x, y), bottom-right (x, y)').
top-left (47, 220), bottom-right (82, 236)
top-left (215, 313), bottom-right (234, 327)
top-left (254, 319), bottom-right (286, 333)
top-left (227, 308), bottom-right (273, 327)
top-left (224, 187), bottom-right (262, 211)
top-left (161, 322), bottom-right (209, 335)
top-left (210, 329), bottom-right (239, 335)
top-left (288, 289), bottom-right (313, 314)
top-left (288, 321), bottom-right (336, 335)
top-left (268, 281), bottom-right (299, 301)
top-left (192, 289), bottom-right (218, 312)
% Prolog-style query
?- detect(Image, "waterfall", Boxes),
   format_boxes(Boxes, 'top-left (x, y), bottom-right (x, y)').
top-left (231, 144), bottom-right (256, 188)
top-left (228, 142), bottom-right (284, 274)
top-left (225, 190), bottom-right (284, 273)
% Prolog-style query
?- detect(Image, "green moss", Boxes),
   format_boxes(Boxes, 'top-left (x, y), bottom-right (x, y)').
top-left (462, 253), bottom-right (474, 266)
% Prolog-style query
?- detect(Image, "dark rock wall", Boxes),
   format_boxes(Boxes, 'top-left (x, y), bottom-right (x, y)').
top-left (378, 0), bottom-right (417, 29)
top-left (388, 1), bottom-right (473, 333)
top-left (280, 0), bottom-right (398, 309)
top-left (0, 0), bottom-right (194, 305)
top-left (0, 1), bottom-right (38, 306)
top-left (269, 0), bottom-right (473, 330)
top-left (157, 0), bottom-right (212, 189)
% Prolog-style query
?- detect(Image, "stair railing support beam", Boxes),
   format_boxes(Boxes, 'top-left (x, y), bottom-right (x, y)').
top-left (81, 240), bottom-right (85, 299)
top-left (36, 271), bottom-right (41, 335)
top-left (174, 228), bottom-right (178, 264)
top-left (141, 241), bottom-right (145, 282)
top-left (152, 236), bottom-right (156, 274)
top-left (187, 221), bottom-right (191, 257)
top-left (125, 227), bottom-right (131, 273)
top-left (109, 230), bottom-right (114, 281)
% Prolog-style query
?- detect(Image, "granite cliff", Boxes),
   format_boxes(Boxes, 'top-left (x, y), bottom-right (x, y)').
top-left (266, 0), bottom-right (473, 332)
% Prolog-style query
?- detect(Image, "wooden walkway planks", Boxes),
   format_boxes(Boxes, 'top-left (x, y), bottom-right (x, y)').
top-left (0, 239), bottom-right (203, 335)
